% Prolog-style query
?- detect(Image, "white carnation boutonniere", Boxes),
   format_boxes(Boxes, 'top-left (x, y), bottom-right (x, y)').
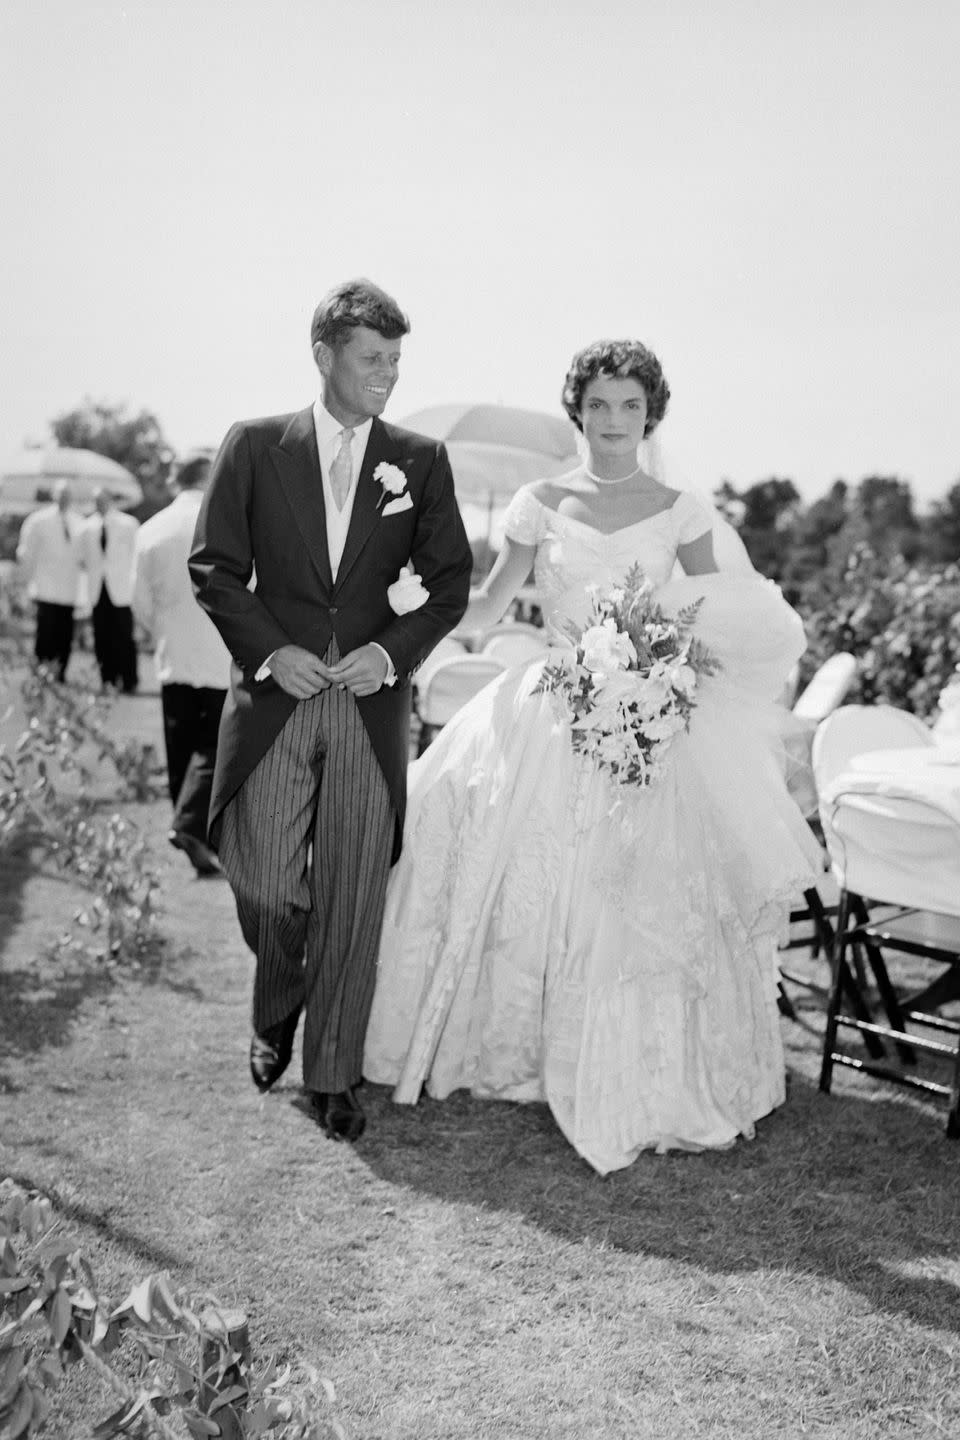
top-left (375, 461), bottom-right (408, 508)
top-left (387, 564), bottom-right (430, 615)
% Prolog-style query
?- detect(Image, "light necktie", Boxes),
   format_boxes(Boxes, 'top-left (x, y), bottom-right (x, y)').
top-left (329, 427), bottom-right (355, 511)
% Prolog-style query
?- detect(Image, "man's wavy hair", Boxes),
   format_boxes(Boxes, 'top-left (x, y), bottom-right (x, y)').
top-left (561, 339), bottom-right (670, 437)
top-left (310, 278), bottom-right (410, 351)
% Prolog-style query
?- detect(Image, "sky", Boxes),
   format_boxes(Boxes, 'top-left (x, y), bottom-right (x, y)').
top-left (1, 0), bottom-right (958, 506)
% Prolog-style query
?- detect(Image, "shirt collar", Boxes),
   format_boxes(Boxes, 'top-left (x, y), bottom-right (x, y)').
top-left (313, 398), bottom-right (373, 449)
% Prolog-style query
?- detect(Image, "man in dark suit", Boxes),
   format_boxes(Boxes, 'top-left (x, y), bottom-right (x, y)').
top-left (190, 279), bottom-right (472, 1141)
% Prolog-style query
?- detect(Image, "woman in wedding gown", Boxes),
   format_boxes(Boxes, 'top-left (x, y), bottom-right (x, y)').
top-left (364, 339), bottom-right (822, 1174)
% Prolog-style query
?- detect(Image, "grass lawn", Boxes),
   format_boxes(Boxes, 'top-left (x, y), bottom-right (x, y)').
top-left (2, 664), bottom-right (959, 1438)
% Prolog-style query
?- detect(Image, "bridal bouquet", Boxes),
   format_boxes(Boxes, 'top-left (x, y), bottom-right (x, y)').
top-left (536, 565), bottom-right (721, 789)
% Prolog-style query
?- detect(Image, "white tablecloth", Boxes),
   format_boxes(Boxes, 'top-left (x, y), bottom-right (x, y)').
top-left (839, 744), bottom-right (960, 827)
top-left (820, 744), bottom-right (960, 914)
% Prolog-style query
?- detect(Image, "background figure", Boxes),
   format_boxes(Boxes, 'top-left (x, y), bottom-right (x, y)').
top-left (80, 488), bottom-right (140, 691)
top-left (15, 479), bottom-right (83, 681)
top-left (132, 453), bottom-right (230, 877)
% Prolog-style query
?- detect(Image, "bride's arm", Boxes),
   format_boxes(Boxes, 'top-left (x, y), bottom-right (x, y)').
top-left (677, 530), bottom-right (719, 576)
top-left (456, 536), bottom-right (538, 634)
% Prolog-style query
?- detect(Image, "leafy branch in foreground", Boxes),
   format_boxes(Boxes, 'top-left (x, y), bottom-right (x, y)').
top-left (0, 1179), bottom-right (344, 1439)
top-left (0, 657), bottom-right (163, 961)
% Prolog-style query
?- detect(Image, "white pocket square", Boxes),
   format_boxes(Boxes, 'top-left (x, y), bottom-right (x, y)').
top-left (382, 492), bottom-right (413, 516)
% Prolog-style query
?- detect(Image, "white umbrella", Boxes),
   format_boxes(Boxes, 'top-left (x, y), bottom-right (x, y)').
top-left (402, 403), bottom-right (579, 547)
top-left (0, 445), bottom-right (143, 515)
top-left (402, 403), bottom-right (579, 502)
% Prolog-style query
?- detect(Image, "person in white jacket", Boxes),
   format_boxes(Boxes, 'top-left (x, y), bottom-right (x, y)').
top-left (16, 481), bottom-right (83, 681)
top-left (80, 489), bottom-right (140, 692)
top-left (132, 453), bottom-right (231, 876)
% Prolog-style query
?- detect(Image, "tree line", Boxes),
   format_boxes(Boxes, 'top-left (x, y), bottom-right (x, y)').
top-left (715, 474), bottom-right (960, 603)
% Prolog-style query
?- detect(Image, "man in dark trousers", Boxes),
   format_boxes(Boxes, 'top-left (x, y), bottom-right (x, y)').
top-left (81, 488), bottom-right (139, 692)
top-left (16, 481), bottom-right (82, 681)
top-left (190, 279), bottom-right (472, 1140)
top-left (132, 452), bottom-right (231, 877)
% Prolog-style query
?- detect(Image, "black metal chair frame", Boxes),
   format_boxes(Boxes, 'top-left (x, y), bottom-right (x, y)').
top-left (777, 884), bottom-right (837, 1020)
top-left (819, 890), bottom-right (960, 1138)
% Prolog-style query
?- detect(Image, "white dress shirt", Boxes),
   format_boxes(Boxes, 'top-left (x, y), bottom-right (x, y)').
top-left (80, 508), bottom-right (140, 606)
top-left (132, 489), bottom-right (233, 689)
top-left (256, 401), bottom-right (395, 685)
top-left (16, 504), bottom-right (84, 606)
top-left (313, 399), bottom-right (373, 580)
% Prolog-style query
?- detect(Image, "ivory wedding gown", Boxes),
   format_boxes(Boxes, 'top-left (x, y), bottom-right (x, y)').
top-left (363, 487), bottom-right (822, 1174)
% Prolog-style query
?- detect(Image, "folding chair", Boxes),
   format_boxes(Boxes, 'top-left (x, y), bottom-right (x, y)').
top-left (482, 628), bottom-right (547, 668)
top-left (481, 620), bottom-right (543, 645)
top-left (415, 655), bottom-right (505, 755)
top-left (777, 871), bottom-right (840, 1019)
top-left (413, 636), bottom-right (468, 694)
top-left (810, 704), bottom-right (933, 786)
top-left (818, 787), bottom-right (960, 1137)
top-left (791, 652), bottom-right (858, 724)
top-left (778, 705), bottom-right (933, 1019)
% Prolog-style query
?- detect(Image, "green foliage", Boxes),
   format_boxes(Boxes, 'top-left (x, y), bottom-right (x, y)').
top-left (0, 1179), bottom-right (344, 1439)
top-left (722, 477), bottom-right (803, 581)
top-left (798, 544), bottom-right (960, 718)
top-left (926, 481), bottom-right (960, 566)
top-left (50, 400), bottom-right (175, 522)
top-left (0, 646), bottom-right (164, 961)
top-left (717, 472), bottom-right (960, 602)
top-left (0, 513), bottom-right (24, 564)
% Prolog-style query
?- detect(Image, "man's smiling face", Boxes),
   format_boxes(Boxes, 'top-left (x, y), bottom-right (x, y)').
top-left (316, 325), bottom-right (403, 427)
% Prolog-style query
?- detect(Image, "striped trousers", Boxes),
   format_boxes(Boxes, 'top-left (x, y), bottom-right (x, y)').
top-left (218, 657), bottom-right (394, 1094)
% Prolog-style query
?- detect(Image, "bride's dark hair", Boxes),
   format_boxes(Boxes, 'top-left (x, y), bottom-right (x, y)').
top-left (561, 339), bottom-right (670, 436)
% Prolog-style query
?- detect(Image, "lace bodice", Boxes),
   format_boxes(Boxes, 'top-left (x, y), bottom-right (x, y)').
top-left (502, 486), bottom-right (713, 632)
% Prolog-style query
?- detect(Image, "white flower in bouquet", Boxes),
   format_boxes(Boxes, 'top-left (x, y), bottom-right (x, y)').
top-left (643, 713), bottom-right (686, 743)
top-left (589, 669), bottom-right (637, 704)
top-left (668, 662), bottom-right (697, 697)
top-left (580, 618), bottom-right (637, 673)
top-left (535, 564), bottom-right (721, 790)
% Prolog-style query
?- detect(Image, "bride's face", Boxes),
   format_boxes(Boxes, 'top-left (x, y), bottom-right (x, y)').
top-left (580, 376), bottom-right (648, 461)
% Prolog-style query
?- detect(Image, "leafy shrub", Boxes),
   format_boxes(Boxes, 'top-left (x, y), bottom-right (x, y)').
top-left (0, 1178), bottom-right (344, 1438)
top-left (0, 647), bottom-right (164, 962)
top-left (798, 545), bottom-right (960, 718)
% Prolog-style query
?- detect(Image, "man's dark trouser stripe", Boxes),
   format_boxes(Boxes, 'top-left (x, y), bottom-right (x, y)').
top-left (218, 651), bottom-right (393, 1094)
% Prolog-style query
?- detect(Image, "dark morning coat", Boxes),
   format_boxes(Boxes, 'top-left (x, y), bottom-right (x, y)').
top-left (188, 406), bottom-right (473, 860)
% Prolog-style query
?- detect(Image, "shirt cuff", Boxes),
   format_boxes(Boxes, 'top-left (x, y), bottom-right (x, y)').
top-left (254, 650), bottom-right (278, 682)
top-left (371, 643), bottom-right (396, 687)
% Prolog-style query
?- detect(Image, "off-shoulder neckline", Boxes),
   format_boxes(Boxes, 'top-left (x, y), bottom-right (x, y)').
top-left (528, 488), bottom-right (689, 538)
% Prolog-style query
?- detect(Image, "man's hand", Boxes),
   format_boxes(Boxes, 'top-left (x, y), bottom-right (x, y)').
top-left (324, 644), bottom-right (389, 698)
top-left (266, 645), bottom-right (333, 699)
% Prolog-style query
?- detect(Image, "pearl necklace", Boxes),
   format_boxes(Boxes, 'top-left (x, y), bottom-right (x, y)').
top-left (583, 462), bottom-right (642, 486)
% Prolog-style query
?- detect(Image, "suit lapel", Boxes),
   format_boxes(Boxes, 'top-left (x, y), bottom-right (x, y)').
top-left (269, 407), bottom-right (333, 594)
top-left (334, 418), bottom-right (393, 592)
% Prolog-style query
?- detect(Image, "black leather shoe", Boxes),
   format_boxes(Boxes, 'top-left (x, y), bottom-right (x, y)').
top-left (308, 1086), bottom-right (366, 1141)
top-left (249, 1010), bottom-right (301, 1092)
top-left (168, 829), bottom-right (221, 877)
